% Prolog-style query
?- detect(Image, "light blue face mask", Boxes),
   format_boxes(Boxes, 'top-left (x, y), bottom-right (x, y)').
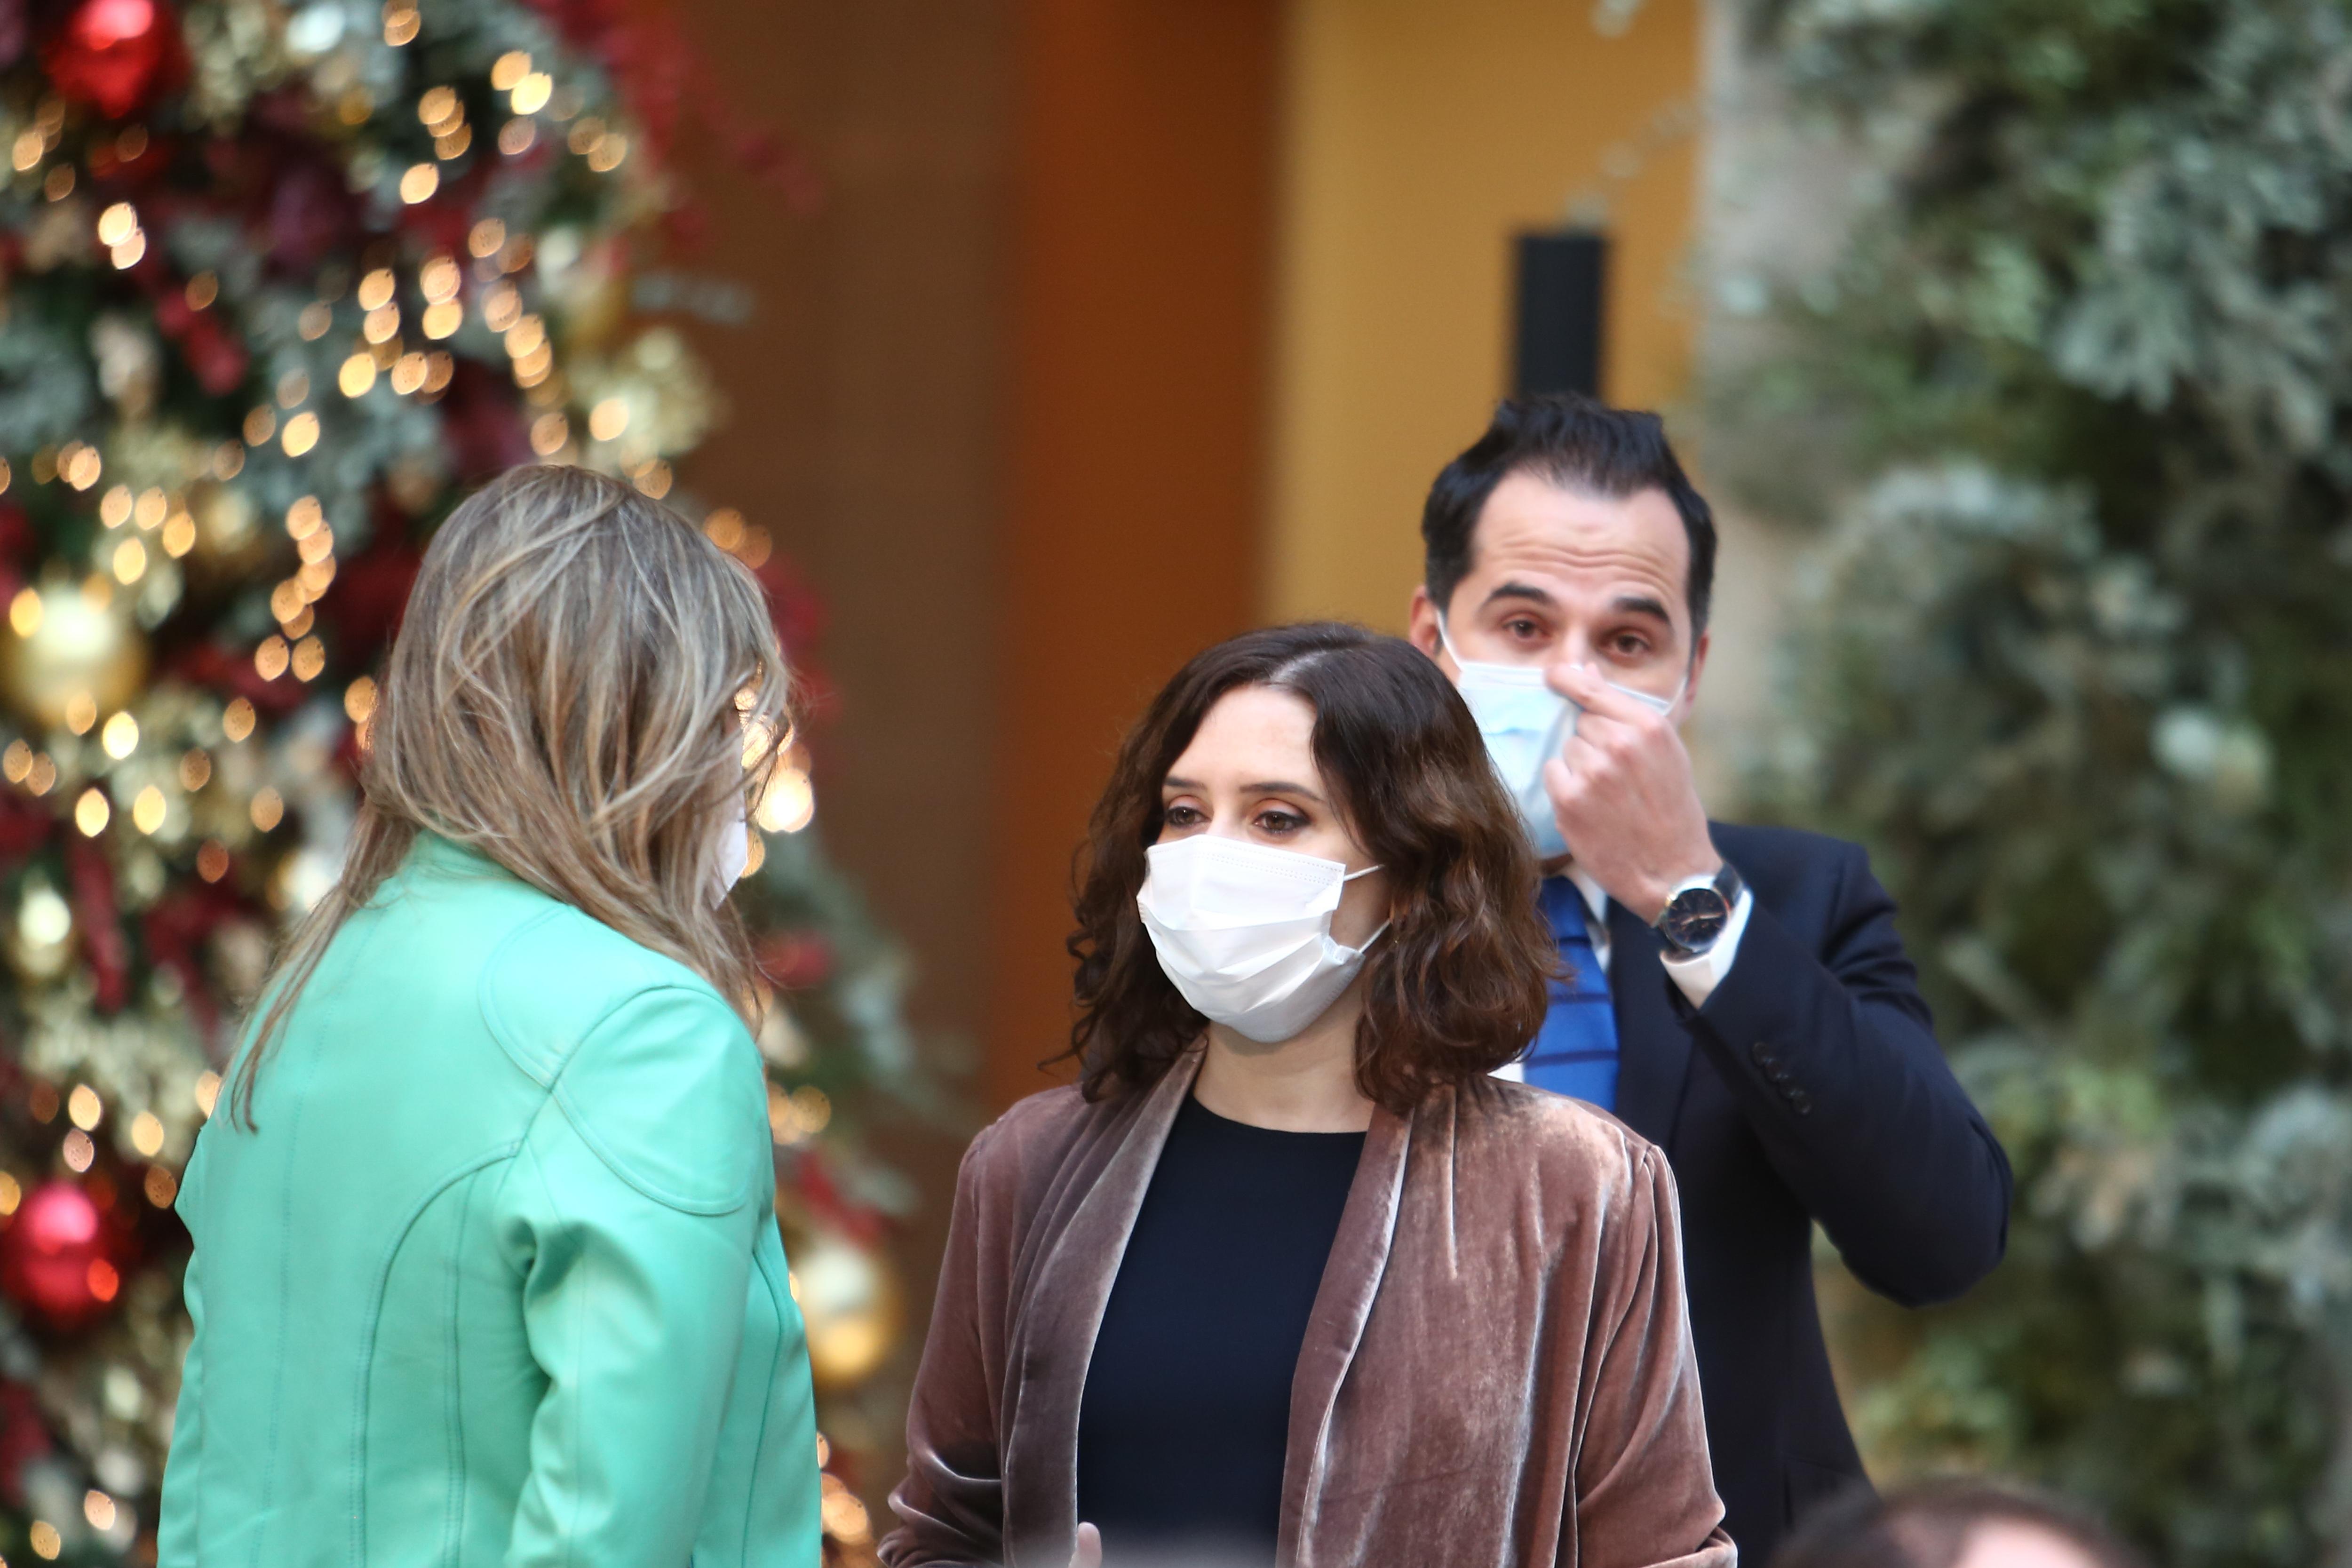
top-left (1436, 614), bottom-right (1683, 860)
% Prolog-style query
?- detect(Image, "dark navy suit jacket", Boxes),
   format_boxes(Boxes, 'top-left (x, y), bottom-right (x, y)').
top-left (1601, 821), bottom-right (2012, 1564)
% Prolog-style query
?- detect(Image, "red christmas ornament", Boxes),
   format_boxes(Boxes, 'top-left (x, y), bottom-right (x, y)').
top-left (0, 1182), bottom-right (121, 1329)
top-left (64, 839), bottom-right (129, 1014)
top-left (757, 931), bottom-right (834, 991)
top-left (43, 0), bottom-right (185, 121)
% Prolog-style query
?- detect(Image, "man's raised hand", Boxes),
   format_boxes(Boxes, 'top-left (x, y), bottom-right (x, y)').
top-left (1542, 661), bottom-right (1718, 921)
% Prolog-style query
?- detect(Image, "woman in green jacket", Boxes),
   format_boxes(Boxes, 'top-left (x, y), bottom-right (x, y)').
top-left (156, 466), bottom-right (823, 1566)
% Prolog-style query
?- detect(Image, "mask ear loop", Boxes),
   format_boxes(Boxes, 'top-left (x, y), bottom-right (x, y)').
top-left (1337, 864), bottom-right (1390, 956)
top-left (1433, 610), bottom-right (1466, 668)
top-left (1436, 613), bottom-right (1559, 692)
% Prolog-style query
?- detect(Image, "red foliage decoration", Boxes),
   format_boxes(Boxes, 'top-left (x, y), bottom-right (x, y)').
top-left (0, 1382), bottom-right (54, 1504)
top-left (64, 840), bottom-right (128, 1014)
top-left (40, 0), bottom-right (184, 120)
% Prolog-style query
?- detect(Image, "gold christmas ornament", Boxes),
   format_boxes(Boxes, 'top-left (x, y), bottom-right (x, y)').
top-left (182, 481), bottom-right (268, 580)
top-left (789, 1224), bottom-right (903, 1393)
top-left (0, 579), bottom-right (149, 732)
top-left (570, 327), bottom-right (720, 471)
top-left (536, 229), bottom-right (629, 351)
top-left (5, 877), bottom-right (75, 985)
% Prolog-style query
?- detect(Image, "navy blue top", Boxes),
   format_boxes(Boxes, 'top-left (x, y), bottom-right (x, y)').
top-left (1075, 1094), bottom-right (1366, 1567)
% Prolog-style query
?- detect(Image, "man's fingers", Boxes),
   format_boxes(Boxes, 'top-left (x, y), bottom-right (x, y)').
top-left (1548, 661), bottom-right (1647, 718)
top-left (1556, 728), bottom-right (1618, 788)
top-left (1073, 1522), bottom-right (1103, 1568)
top-left (1542, 755), bottom-right (1580, 812)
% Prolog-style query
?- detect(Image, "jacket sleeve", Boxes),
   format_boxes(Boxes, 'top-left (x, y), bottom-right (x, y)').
top-left (499, 984), bottom-right (779, 1568)
top-left (1572, 1146), bottom-right (1736, 1568)
top-left (155, 1244), bottom-right (205, 1568)
top-left (1692, 837), bottom-right (2013, 1305)
top-left (881, 1129), bottom-right (1010, 1568)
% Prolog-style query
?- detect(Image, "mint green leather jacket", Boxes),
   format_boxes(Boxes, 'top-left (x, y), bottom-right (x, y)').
top-left (157, 835), bottom-right (822, 1566)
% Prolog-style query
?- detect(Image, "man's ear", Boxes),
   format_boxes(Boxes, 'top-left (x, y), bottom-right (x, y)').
top-left (1682, 626), bottom-right (1711, 714)
top-left (1407, 586), bottom-right (1444, 663)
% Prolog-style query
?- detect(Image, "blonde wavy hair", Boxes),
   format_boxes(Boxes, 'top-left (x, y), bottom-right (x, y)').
top-left (228, 465), bottom-right (792, 1125)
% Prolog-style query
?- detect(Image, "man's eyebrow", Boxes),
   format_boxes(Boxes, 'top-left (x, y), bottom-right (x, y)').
top-left (1611, 594), bottom-right (1674, 623)
top-left (1479, 581), bottom-right (1556, 608)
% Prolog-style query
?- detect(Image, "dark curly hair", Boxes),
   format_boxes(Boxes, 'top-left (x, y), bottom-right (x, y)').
top-left (1059, 622), bottom-right (1556, 1114)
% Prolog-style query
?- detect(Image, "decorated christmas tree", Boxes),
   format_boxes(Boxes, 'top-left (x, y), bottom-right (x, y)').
top-left (0, 0), bottom-right (920, 1561)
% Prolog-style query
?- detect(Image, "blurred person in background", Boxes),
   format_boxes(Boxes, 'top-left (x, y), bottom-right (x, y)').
top-left (157, 468), bottom-right (821, 1567)
top-left (1408, 394), bottom-right (2015, 1562)
top-left (883, 623), bottom-right (1731, 1568)
top-left (1770, 1480), bottom-right (2150, 1568)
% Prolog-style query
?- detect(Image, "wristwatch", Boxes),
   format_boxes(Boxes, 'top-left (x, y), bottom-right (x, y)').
top-left (1654, 862), bottom-right (1745, 957)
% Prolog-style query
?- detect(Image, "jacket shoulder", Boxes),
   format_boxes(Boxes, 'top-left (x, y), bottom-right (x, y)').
top-left (962, 1084), bottom-right (1094, 1177)
top-left (479, 902), bottom-right (729, 1084)
top-left (1447, 1078), bottom-right (1670, 1210)
top-left (1709, 820), bottom-right (1866, 899)
top-left (486, 906), bottom-right (765, 1215)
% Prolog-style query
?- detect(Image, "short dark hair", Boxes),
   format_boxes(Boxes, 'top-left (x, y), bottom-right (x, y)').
top-left (1060, 622), bottom-right (1555, 1114)
top-left (1422, 392), bottom-right (1717, 634)
top-left (1771, 1480), bottom-right (2150, 1568)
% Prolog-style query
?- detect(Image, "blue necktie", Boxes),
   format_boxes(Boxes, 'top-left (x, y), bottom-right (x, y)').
top-left (1522, 877), bottom-right (1619, 1110)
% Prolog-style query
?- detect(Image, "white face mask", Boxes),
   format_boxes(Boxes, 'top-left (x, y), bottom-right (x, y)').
top-left (1136, 835), bottom-right (1388, 1045)
top-left (709, 797), bottom-right (751, 907)
top-left (1436, 614), bottom-right (1682, 860)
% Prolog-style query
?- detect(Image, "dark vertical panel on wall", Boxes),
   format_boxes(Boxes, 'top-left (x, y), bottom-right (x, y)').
top-left (1513, 229), bottom-right (1609, 398)
top-left (668, 0), bottom-right (1013, 1466)
top-left (989, 0), bottom-right (1281, 1109)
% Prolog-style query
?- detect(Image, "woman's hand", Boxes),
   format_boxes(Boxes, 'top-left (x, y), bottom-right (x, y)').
top-left (1071, 1522), bottom-right (1102, 1568)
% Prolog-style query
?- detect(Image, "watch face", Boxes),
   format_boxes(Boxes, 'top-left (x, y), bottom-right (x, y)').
top-left (1662, 889), bottom-right (1730, 951)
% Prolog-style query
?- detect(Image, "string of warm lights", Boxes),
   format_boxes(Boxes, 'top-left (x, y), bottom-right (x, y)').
top-left (0, 2), bottom-right (907, 1560)
top-left (0, 27), bottom-right (775, 907)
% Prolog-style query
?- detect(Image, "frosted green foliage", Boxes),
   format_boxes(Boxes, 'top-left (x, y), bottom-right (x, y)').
top-left (1733, 0), bottom-right (2352, 1560)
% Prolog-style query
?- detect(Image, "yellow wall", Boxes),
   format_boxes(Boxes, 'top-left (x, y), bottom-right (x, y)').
top-left (1266, 0), bottom-right (1703, 630)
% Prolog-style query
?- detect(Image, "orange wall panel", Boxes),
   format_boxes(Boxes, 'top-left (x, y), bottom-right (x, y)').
top-left (987, 0), bottom-right (1281, 1109)
top-left (1266, 0), bottom-right (1703, 630)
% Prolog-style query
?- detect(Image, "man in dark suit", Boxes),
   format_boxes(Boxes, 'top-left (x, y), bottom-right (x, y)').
top-left (1407, 394), bottom-right (2013, 1564)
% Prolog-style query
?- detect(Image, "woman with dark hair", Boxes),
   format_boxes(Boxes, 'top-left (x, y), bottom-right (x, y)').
top-left (882, 623), bottom-right (1730, 1568)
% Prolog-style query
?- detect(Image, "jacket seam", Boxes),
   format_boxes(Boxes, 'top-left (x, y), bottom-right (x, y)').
top-left (440, 1165), bottom-right (483, 1567)
top-left (348, 1141), bottom-right (525, 1568)
top-left (247, 1081), bottom-right (300, 1568)
top-left (246, 906), bottom-right (393, 1568)
top-left (475, 906), bottom-right (588, 1087)
top-left (170, 1252), bottom-right (204, 1564)
top-left (516, 1132), bottom-right (587, 1568)
top-left (739, 1242), bottom-right (790, 1560)
top-left (543, 984), bottom-right (759, 1217)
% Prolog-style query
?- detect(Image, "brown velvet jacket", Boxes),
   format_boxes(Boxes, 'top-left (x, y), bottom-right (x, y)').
top-left (881, 1054), bottom-right (1734, 1568)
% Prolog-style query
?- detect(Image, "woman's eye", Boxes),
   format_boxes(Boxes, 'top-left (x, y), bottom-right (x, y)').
top-left (1163, 804), bottom-right (1204, 827)
top-left (1254, 810), bottom-right (1307, 836)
